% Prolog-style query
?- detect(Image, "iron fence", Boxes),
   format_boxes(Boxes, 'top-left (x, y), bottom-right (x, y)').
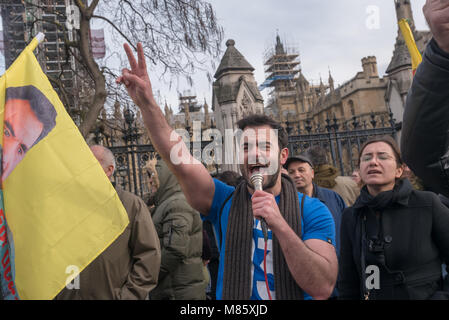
top-left (98, 109), bottom-right (399, 196)
top-left (286, 112), bottom-right (399, 176)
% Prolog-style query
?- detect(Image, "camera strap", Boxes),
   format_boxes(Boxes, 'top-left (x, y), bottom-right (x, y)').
top-left (360, 214), bottom-right (370, 300)
top-left (360, 209), bottom-right (383, 300)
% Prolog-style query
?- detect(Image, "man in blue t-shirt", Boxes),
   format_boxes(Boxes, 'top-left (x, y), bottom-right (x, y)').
top-left (208, 178), bottom-right (336, 300)
top-left (117, 44), bottom-right (338, 300)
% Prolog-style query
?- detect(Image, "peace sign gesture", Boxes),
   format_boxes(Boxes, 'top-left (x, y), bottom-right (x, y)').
top-left (116, 43), bottom-right (157, 109)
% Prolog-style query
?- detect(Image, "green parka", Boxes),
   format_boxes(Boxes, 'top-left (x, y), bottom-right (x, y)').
top-left (148, 160), bottom-right (205, 300)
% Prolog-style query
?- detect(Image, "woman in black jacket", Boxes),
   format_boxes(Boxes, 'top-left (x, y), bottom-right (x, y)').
top-left (338, 136), bottom-right (449, 300)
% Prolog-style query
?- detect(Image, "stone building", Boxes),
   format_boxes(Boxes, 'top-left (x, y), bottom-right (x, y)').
top-left (263, 0), bottom-right (431, 138)
top-left (166, 92), bottom-right (214, 131)
top-left (211, 39), bottom-right (264, 171)
top-left (263, 38), bottom-right (391, 136)
top-left (155, 0), bottom-right (430, 175)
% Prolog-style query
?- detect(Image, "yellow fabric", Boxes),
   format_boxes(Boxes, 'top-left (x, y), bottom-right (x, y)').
top-left (0, 37), bottom-right (129, 299)
top-left (399, 18), bottom-right (422, 72)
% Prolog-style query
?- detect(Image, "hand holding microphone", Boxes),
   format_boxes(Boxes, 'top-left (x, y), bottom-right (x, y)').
top-left (250, 172), bottom-right (269, 242)
top-left (250, 172), bottom-right (272, 300)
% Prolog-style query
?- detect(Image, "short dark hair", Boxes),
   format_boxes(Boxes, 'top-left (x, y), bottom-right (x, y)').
top-left (236, 114), bottom-right (288, 150)
top-left (6, 85), bottom-right (57, 146)
top-left (358, 135), bottom-right (402, 167)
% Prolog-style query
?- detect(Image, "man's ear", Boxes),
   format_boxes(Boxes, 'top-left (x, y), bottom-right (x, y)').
top-left (280, 147), bottom-right (289, 166)
top-left (105, 165), bottom-right (115, 179)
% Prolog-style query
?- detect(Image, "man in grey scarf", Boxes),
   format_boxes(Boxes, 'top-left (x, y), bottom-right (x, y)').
top-left (116, 43), bottom-right (338, 300)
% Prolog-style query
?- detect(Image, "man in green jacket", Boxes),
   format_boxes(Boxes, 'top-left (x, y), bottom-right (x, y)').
top-left (56, 145), bottom-right (161, 299)
top-left (145, 160), bottom-right (206, 300)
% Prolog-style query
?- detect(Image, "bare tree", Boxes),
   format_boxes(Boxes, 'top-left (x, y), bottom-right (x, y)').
top-left (19, 0), bottom-right (224, 138)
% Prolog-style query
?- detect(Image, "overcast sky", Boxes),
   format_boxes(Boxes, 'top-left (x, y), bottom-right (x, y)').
top-left (158, 0), bottom-right (428, 112)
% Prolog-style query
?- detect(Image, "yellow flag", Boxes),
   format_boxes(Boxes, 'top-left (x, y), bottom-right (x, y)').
top-left (0, 35), bottom-right (129, 299)
top-left (398, 18), bottom-right (422, 74)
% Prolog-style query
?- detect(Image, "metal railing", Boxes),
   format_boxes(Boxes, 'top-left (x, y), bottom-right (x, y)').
top-left (286, 112), bottom-right (399, 175)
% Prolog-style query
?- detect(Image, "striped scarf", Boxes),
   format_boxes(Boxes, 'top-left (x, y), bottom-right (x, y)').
top-left (222, 174), bottom-right (304, 300)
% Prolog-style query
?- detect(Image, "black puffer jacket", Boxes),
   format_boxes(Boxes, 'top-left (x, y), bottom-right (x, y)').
top-left (338, 179), bottom-right (449, 300)
top-left (401, 39), bottom-right (449, 198)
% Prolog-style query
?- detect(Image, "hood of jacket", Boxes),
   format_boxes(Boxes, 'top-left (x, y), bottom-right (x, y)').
top-left (314, 164), bottom-right (338, 188)
top-left (153, 160), bottom-right (182, 206)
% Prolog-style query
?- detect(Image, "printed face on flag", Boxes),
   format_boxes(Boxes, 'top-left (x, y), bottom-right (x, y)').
top-left (2, 99), bottom-right (43, 181)
top-left (1, 86), bottom-right (57, 182)
top-left (0, 35), bottom-right (130, 300)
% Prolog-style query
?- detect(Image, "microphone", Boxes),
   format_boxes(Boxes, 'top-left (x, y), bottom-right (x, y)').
top-left (250, 172), bottom-right (268, 241)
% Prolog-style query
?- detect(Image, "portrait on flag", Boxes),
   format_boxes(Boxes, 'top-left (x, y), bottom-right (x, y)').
top-left (0, 34), bottom-right (129, 300)
top-left (2, 85), bottom-right (57, 181)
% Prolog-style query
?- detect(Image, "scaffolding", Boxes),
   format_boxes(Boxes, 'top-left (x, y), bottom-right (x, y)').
top-left (260, 34), bottom-right (301, 120)
top-left (1, 0), bottom-right (87, 121)
top-left (178, 90), bottom-right (202, 114)
top-left (260, 35), bottom-right (301, 92)
top-left (1, 1), bottom-right (27, 68)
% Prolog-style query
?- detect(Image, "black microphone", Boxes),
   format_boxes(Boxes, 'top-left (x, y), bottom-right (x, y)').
top-left (250, 172), bottom-right (268, 241)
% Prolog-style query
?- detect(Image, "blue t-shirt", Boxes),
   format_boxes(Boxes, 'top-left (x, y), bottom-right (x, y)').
top-left (203, 178), bottom-right (336, 300)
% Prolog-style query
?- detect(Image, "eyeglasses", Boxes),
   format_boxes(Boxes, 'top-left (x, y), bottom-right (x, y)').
top-left (360, 152), bottom-right (396, 163)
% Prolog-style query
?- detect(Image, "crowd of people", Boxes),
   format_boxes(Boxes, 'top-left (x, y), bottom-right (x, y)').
top-left (54, 0), bottom-right (449, 300)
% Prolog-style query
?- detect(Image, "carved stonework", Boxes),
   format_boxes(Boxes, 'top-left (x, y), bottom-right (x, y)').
top-left (240, 91), bottom-right (253, 117)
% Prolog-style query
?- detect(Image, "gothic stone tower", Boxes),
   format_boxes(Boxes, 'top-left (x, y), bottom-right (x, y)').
top-left (386, 0), bottom-right (431, 124)
top-left (212, 39), bottom-right (264, 172)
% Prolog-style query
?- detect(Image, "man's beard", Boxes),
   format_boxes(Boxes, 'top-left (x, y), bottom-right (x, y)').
top-left (241, 157), bottom-right (281, 191)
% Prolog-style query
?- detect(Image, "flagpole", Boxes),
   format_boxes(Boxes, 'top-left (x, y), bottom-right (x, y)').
top-left (36, 32), bottom-right (45, 44)
top-left (28, 32), bottom-right (46, 52)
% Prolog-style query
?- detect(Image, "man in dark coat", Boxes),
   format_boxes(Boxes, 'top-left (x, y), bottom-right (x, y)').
top-left (401, 0), bottom-right (449, 201)
top-left (285, 154), bottom-right (345, 255)
top-left (285, 154), bottom-right (345, 299)
top-left (56, 145), bottom-right (161, 300)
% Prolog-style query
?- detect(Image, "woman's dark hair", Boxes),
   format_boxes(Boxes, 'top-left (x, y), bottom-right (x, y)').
top-left (236, 114), bottom-right (288, 150)
top-left (358, 135), bottom-right (403, 167)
